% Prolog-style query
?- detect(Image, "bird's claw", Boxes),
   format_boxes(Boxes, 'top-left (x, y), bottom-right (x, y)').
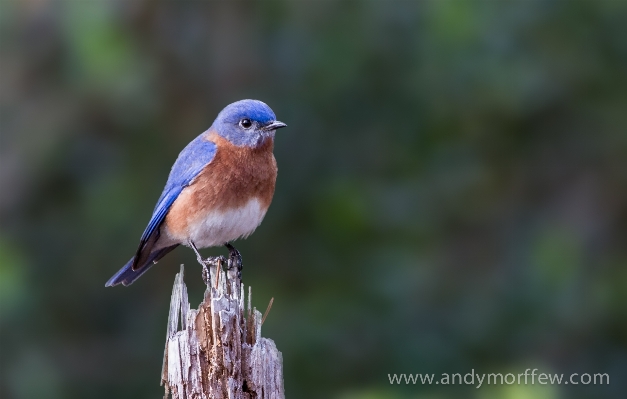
top-left (201, 255), bottom-right (227, 268)
top-left (205, 256), bottom-right (227, 285)
top-left (225, 243), bottom-right (243, 280)
top-left (201, 264), bottom-right (210, 286)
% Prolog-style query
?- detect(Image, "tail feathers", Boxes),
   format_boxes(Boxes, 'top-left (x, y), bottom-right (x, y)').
top-left (105, 245), bottom-right (178, 287)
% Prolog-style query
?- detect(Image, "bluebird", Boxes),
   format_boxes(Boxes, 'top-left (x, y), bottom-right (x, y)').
top-left (106, 99), bottom-right (286, 287)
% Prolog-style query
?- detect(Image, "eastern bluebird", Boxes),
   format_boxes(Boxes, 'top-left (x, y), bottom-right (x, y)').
top-left (105, 99), bottom-right (286, 287)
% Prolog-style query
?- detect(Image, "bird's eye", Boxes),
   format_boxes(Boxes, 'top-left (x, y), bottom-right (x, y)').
top-left (240, 119), bottom-right (252, 129)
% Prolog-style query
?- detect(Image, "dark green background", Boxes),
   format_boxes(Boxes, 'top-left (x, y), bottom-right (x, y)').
top-left (1, 1), bottom-right (626, 398)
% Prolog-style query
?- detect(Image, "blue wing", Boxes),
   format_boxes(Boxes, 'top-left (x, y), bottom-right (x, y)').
top-left (132, 133), bottom-right (217, 269)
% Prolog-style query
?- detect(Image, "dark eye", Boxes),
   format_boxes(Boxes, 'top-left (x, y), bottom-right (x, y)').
top-left (240, 119), bottom-right (252, 129)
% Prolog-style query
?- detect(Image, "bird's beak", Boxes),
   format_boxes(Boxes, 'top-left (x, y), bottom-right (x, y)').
top-left (263, 121), bottom-right (287, 131)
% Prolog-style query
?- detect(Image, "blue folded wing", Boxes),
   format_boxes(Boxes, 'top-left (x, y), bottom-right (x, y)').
top-left (132, 133), bottom-right (217, 269)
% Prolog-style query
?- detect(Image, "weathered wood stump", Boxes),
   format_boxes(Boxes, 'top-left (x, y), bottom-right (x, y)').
top-left (161, 264), bottom-right (284, 399)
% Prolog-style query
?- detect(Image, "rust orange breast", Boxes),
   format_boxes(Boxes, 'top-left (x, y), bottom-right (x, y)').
top-left (164, 131), bottom-right (277, 238)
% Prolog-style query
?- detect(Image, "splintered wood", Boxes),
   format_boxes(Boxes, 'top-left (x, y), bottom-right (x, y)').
top-left (161, 265), bottom-right (284, 399)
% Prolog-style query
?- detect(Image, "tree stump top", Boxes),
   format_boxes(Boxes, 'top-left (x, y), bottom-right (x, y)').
top-left (162, 264), bottom-right (284, 399)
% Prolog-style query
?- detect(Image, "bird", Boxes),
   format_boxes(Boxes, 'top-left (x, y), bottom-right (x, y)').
top-left (105, 99), bottom-right (286, 287)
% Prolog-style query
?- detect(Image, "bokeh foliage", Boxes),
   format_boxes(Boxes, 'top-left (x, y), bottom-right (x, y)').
top-left (1, 1), bottom-right (626, 398)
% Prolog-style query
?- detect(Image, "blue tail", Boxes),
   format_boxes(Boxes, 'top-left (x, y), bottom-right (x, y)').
top-left (105, 245), bottom-right (178, 287)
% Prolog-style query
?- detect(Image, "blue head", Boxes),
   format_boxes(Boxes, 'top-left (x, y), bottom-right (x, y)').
top-left (211, 99), bottom-right (286, 147)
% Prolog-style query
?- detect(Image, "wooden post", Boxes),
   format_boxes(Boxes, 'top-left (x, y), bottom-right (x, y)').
top-left (161, 264), bottom-right (285, 399)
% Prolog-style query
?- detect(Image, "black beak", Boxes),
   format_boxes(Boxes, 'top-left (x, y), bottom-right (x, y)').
top-left (263, 121), bottom-right (287, 131)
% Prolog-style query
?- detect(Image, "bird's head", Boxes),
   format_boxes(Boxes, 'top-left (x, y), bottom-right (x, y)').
top-left (211, 99), bottom-right (286, 147)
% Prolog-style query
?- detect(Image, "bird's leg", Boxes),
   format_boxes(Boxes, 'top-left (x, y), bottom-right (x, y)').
top-left (189, 240), bottom-right (210, 284)
top-left (189, 240), bottom-right (205, 265)
top-left (188, 241), bottom-right (226, 284)
top-left (225, 242), bottom-right (243, 279)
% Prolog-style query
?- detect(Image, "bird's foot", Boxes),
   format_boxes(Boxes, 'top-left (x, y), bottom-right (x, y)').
top-left (200, 255), bottom-right (227, 267)
top-left (225, 243), bottom-right (243, 280)
top-left (201, 263), bottom-right (210, 286)
top-left (199, 255), bottom-right (226, 286)
top-left (189, 240), bottom-right (227, 279)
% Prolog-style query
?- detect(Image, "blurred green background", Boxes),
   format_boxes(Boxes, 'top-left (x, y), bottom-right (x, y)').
top-left (1, 1), bottom-right (627, 398)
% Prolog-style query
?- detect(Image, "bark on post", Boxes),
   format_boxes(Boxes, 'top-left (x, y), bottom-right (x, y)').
top-left (161, 264), bottom-right (285, 399)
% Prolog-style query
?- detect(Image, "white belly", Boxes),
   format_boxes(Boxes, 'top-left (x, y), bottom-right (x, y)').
top-left (184, 198), bottom-right (268, 248)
